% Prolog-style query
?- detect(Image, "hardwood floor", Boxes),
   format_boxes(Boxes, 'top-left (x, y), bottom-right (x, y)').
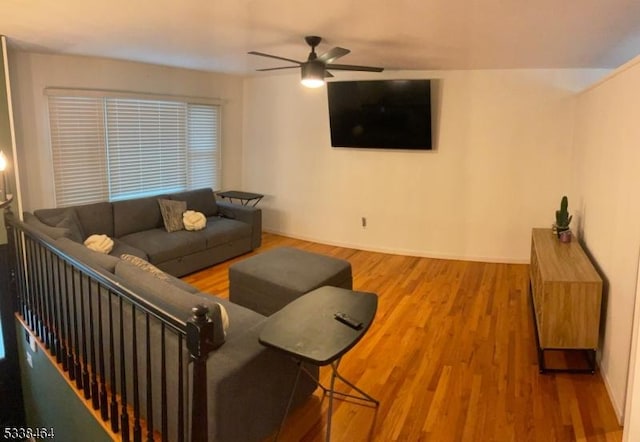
top-left (182, 233), bottom-right (623, 442)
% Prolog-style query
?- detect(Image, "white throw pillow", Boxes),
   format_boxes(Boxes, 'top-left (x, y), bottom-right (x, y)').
top-left (84, 234), bottom-right (114, 254)
top-left (183, 210), bottom-right (206, 231)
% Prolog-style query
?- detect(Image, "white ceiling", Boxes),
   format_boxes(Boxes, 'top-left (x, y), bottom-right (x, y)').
top-left (2, 0), bottom-right (640, 74)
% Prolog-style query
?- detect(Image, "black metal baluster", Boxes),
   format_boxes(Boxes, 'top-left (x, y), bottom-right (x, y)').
top-left (25, 239), bottom-right (36, 332)
top-left (145, 314), bottom-right (154, 442)
top-left (57, 258), bottom-right (66, 367)
top-left (80, 274), bottom-right (90, 398)
top-left (161, 324), bottom-right (168, 442)
top-left (34, 245), bottom-right (44, 342)
top-left (24, 239), bottom-right (33, 331)
top-left (47, 250), bottom-right (58, 358)
top-left (37, 246), bottom-right (50, 349)
top-left (63, 261), bottom-right (74, 377)
top-left (33, 241), bottom-right (44, 340)
top-left (178, 334), bottom-right (184, 442)
top-left (32, 240), bottom-right (41, 335)
top-left (46, 250), bottom-right (55, 351)
top-left (109, 290), bottom-right (119, 433)
top-left (120, 297), bottom-right (130, 442)
top-left (12, 230), bottom-right (23, 318)
top-left (98, 285), bottom-right (109, 421)
top-left (71, 267), bottom-right (82, 389)
top-left (14, 230), bottom-right (27, 323)
top-left (132, 305), bottom-right (141, 442)
top-left (88, 281), bottom-right (99, 409)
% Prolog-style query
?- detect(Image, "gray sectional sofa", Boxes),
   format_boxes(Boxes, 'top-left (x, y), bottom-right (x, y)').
top-left (24, 187), bottom-right (261, 277)
top-left (19, 188), bottom-right (318, 441)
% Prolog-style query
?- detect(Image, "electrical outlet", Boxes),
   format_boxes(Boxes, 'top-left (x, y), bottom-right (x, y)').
top-left (29, 334), bottom-right (36, 353)
top-left (361, 217), bottom-right (367, 228)
top-left (26, 352), bottom-right (33, 368)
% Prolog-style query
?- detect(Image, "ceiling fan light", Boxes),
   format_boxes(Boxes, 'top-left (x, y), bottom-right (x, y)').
top-left (301, 77), bottom-right (325, 88)
top-left (301, 62), bottom-right (325, 88)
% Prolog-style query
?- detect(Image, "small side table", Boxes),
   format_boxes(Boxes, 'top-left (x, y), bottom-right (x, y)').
top-left (217, 190), bottom-right (263, 207)
top-left (259, 286), bottom-right (379, 441)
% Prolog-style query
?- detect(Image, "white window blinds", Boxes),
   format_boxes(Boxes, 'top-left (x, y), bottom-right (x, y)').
top-left (47, 92), bottom-right (221, 207)
top-left (188, 104), bottom-right (219, 189)
top-left (106, 98), bottom-right (187, 201)
top-left (49, 96), bottom-right (109, 206)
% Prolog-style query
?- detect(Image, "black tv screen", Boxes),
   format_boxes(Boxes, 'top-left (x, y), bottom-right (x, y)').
top-left (327, 79), bottom-right (432, 150)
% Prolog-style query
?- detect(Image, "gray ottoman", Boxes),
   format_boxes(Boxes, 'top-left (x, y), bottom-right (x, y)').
top-left (229, 247), bottom-right (353, 316)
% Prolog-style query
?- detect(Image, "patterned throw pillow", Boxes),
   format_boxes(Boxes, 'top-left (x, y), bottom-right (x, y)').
top-left (120, 253), bottom-right (170, 282)
top-left (158, 199), bottom-right (187, 232)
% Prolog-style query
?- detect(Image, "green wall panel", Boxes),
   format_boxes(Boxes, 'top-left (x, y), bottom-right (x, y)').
top-left (16, 320), bottom-right (113, 442)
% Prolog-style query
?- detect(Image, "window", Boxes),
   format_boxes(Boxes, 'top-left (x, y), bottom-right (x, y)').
top-left (47, 90), bottom-right (221, 207)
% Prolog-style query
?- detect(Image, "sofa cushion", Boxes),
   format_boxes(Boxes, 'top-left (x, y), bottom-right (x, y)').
top-left (75, 202), bottom-right (114, 238)
top-left (55, 237), bottom-right (120, 273)
top-left (119, 228), bottom-right (207, 264)
top-left (158, 198), bottom-right (187, 232)
top-left (110, 239), bottom-right (148, 261)
top-left (114, 260), bottom-right (226, 346)
top-left (34, 207), bottom-right (85, 243)
top-left (169, 188), bottom-right (218, 217)
top-left (119, 253), bottom-right (199, 294)
top-left (113, 195), bottom-right (168, 237)
top-left (201, 217), bottom-right (252, 248)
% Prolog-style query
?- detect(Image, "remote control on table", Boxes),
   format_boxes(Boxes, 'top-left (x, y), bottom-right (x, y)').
top-left (334, 312), bottom-right (363, 329)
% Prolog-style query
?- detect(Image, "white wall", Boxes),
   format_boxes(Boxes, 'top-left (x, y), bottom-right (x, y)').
top-left (572, 57), bottom-right (640, 422)
top-left (243, 69), bottom-right (605, 262)
top-left (8, 51), bottom-right (245, 211)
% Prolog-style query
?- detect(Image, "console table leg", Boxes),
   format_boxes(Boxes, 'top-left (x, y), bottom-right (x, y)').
top-left (274, 361), bottom-right (303, 442)
top-left (325, 360), bottom-right (339, 442)
top-left (331, 365), bottom-right (380, 406)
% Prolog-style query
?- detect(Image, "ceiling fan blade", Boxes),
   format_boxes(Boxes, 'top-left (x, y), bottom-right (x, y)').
top-left (318, 47), bottom-right (350, 64)
top-left (248, 51), bottom-right (302, 65)
top-left (327, 63), bottom-right (384, 72)
top-left (256, 66), bottom-right (301, 72)
top-left (325, 71), bottom-right (334, 78)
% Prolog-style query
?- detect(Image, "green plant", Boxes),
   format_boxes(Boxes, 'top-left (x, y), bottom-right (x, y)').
top-left (555, 195), bottom-right (573, 232)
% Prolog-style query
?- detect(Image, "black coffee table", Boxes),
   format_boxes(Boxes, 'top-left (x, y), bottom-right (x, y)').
top-left (259, 285), bottom-right (379, 441)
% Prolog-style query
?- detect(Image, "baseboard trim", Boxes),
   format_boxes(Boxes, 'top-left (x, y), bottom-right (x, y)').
top-left (600, 364), bottom-right (625, 425)
top-left (262, 228), bottom-right (530, 265)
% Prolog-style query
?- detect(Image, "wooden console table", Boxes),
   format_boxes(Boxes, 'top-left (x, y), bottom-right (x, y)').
top-left (529, 228), bottom-right (603, 373)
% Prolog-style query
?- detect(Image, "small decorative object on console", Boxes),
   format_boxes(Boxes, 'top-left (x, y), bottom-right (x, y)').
top-left (553, 195), bottom-right (573, 243)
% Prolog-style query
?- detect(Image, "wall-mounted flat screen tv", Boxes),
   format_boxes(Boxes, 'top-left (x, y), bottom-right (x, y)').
top-left (327, 79), bottom-right (432, 150)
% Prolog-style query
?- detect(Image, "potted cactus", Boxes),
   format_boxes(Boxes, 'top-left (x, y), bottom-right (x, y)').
top-left (554, 195), bottom-right (573, 243)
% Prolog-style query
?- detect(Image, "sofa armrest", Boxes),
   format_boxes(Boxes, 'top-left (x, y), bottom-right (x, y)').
top-left (216, 201), bottom-right (262, 249)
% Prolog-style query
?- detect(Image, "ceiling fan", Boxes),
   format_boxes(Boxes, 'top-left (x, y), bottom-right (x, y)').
top-left (248, 36), bottom-right (384, 88)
